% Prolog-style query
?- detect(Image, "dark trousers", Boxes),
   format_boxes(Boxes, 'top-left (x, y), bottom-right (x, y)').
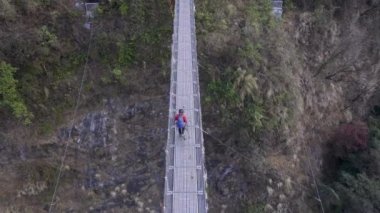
top-left (178, 127), bottom-right (185, 135)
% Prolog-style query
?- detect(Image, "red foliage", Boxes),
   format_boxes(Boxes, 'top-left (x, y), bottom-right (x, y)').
top-left (333, 122), bottom-right (369, 154)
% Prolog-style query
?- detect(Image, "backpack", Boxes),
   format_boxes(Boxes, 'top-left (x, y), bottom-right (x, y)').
top-left (177, 115), bottom-right (185, 128)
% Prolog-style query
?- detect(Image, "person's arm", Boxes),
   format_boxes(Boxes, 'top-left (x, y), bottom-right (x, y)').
top-left (183, 115), bottom-right (188, 124)
top-left (174, 114), bottom-right (178, 122)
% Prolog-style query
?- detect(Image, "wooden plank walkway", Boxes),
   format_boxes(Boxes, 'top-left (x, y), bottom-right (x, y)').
top-left (164, 0), bottom-right (207, 212)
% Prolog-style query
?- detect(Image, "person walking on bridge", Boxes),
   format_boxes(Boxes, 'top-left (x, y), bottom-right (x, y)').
top-left (175, 109), bottom-right (187, 137)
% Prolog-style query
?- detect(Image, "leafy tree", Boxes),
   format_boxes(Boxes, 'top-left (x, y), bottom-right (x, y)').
top-left (0, 61), bottom-right (32, 124)
top-left (334, 172), bottom-right (380, 213)
top-left (332, 122), bottom-right (369, 157)
top-left (323, 118), bottom-right (380, 212)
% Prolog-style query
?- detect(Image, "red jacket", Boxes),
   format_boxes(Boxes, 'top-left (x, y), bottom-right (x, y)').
top-left (175, 114), bottom-right (187, 123)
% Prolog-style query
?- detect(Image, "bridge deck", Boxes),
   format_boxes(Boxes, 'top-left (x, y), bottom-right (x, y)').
top-left (272, 0), bottom-right (283, 17)
top-left (164, 0), bottom-right (207, 212)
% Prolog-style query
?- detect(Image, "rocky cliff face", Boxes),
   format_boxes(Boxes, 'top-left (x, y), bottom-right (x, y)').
top-left (292, 0), bottom-right (380, 118)
top-left (1, 96), bottom-right (168, 212)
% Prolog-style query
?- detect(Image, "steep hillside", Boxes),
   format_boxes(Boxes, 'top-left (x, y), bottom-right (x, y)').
top-left (196, 0), bottom-right (380, 212)
top-left (0, 0), bottom-right (379, 212)
top-left (0, 0), bottom-right (172, 211)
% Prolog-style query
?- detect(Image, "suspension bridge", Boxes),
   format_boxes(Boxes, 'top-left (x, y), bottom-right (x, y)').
top-left (163, 0), bottom-right (207, 212)
top-left (163, 0), bottom-right (283, 212)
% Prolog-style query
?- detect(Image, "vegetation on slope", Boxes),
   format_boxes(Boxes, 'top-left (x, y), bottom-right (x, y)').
top-left (197, 0), bottom-right (295, 143)
top-left (0, 0), bottom-right (172, 211)
top-left (196, 0), bottom-right (300, 211)
top-left (322, 118), bottom-right (380, 212)
top-left (0, 0), bottom-right (171, 133)
top-left (0, 0), bottom-right (90, 127)
top-left (196, 0), bottom-right (380, 212)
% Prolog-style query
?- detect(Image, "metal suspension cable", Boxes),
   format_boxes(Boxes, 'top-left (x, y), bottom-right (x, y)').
top-left (200, 128), bottom-right (325, 211)
top-left (303, 141), bottom-right (325, 213)
top-left (48, 23), bottom-right (95, 212)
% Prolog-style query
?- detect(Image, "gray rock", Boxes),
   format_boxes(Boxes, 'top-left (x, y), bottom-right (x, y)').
top-left (267, 186), bottom-right (274, 197)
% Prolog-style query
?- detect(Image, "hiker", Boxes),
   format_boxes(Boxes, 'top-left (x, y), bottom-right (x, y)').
top-left (175, 109), bottom-right (187, 136)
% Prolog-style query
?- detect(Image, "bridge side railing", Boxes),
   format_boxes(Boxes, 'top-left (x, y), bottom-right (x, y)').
top-left (190, 0), bottom-right (208, 211)
top-left (164, 0), bottom-right (180, 212)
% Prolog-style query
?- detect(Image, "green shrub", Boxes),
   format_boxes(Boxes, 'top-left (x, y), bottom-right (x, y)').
top-left (17, 161), bottom-right (58, 189)
top-left (206, 73), bottom-right (265, 134)
top-left (246, 102), bottom-right (266, 133)
top-left (119, 2), bottom-right (129, 16)
top-left (313, 5), bottom-right (333, 26)
top-left (0, 0), bottom-right (16, 20)
top-left (112, 68), bottom-right (122, 80)
top-left (14, 0), bottom-right (40, 14)
top-left (264, 91), bottom-right (295, 131)
top-left (245, 203), bottom-right (265, 213)
top-left (207, 80), bottom-right (239, 109)
top-left (69, 53), bottom-right (86, 67)
top-left (93, 33), bottom-right (117, 65)
top-left (233, 68), bottom-right (258, 103)
top-left (37, 0), bottom-right (53, 7)
top-left (239, 41), bottom-right (263, 67)
top-left (38, 120), bottom-right (54, 135)
top-left (39, 25), bottom-right (58, 47)
top-left (334, 172), bottom-right (380, 212)
top-left (0, 61), bottom-right (33, 124)
top-left (196, 10), bottom-right (215, 32)
top-left (117, 41), bottom-right (135, 66)
top-left (246, 0), bottom-right (275, 33)
top-left (283, 0), bottom-right (296, 11)
top-left (140, 30), bottom-right (158, 45)
top-left (369, 117), bottom-right (380, 149)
